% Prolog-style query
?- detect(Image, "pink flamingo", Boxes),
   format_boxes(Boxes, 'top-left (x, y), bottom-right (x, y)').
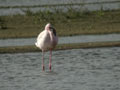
top-left (35, 23), bottom-right (58, 71)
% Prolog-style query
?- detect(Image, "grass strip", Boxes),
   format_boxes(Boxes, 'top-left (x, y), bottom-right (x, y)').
top-left (0, 41), bottom-right (120, 54)
top-left (0, 9), bottom-right (120, 39)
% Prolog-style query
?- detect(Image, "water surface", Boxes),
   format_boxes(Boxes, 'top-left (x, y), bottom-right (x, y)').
top-left (0, 0), bottom-right (120, 16)
top-left (0, 34), bottom-right (120, 47)
top-left (0, 0), bottom-right (118, 6)
top-left (0, 47), bottom-right (120, 90)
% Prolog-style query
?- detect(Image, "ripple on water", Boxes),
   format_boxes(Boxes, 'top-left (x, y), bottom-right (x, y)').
top-left (0, 47), bottom-right (120, 90)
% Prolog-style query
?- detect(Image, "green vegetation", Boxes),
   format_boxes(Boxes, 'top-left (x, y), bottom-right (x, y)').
top-left (0, 41), bottom-right (120, 53)
top-left (0, 17), bottom-right (7, 29)
top-left (0, 8), bottom-right (120, 53)
top-left (0, 9), bottom-right (120, 38)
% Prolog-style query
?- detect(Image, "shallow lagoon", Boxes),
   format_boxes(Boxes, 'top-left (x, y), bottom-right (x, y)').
top-left (0, 47), bottom-right (120, 90)
top-left (0, 0), bottom-right (120, 16)
top-left (0, 34), bottom-right (120, 47)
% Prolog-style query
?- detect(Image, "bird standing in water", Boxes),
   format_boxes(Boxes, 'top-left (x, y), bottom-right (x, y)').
top-left (35, 23), bottom-right (58, 71)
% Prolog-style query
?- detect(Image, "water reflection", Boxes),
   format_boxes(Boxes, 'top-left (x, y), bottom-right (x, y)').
top-left (0, 47), bottom-right (120, 90)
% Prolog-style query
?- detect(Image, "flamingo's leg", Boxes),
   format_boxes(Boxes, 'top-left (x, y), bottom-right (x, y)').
top-left (42, 51), bottom-right (45, 71)
top-left (49, 50), bottom-right (52, 71)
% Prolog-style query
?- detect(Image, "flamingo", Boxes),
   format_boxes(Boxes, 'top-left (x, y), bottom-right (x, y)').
top-left (35, 23), bottom-right (58, 71)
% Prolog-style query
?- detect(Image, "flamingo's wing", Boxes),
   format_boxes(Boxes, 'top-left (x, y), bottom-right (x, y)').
top-left (37, 31), bottom-right (45, 41)
top-left (35, 30), bottom-right (45, 47)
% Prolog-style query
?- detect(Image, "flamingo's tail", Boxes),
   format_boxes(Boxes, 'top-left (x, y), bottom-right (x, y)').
top-left (35, 42), bottom-right (38, 47)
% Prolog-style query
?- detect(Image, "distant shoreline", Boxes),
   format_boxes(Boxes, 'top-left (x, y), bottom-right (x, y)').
top-left (0, 41), bottom-right (120, 53)
top-left (0, 9), bottom-right (120, 39)
top-left (0, 9), bottom-right (120, 53)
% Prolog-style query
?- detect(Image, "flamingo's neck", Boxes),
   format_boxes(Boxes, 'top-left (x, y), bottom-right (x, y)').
top-left (45, 26), bottom-right (49, 30)
top-left (49, 31), bottom-right (58, 46)
top-left (45, 23), bottom-right (51, 30)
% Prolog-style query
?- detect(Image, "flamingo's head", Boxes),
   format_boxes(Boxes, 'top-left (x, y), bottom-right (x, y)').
top-left (45, 23), bottom-right (51, 30)
top-left (45, 23), bottom-right (57, 36)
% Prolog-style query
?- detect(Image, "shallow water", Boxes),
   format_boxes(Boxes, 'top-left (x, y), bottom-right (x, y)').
top-left (0, 0), bottom-right (120, 16)
top-left (0, 34), bottom-right (120, 47)
top-left (0, 0), bottom-right (117, 6)
top-left (0, 47), bottom-right (120, 90)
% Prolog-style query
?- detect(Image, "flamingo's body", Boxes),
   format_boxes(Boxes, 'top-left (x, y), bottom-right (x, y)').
top-left (35, 23), bottom-right (58, 71)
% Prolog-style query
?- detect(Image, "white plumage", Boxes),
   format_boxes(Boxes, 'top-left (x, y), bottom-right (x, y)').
top-left (35, 23), bottom-right (58, 71)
